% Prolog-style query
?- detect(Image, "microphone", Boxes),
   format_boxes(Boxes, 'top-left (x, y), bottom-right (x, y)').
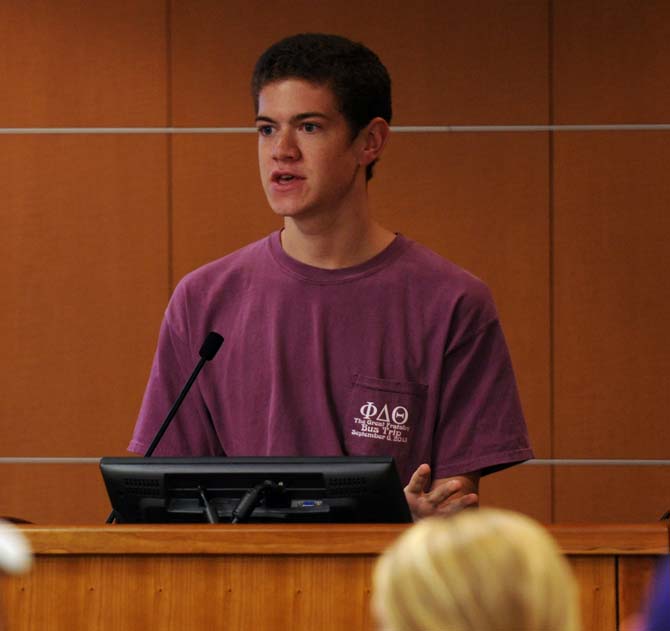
top-left (144, 331), bottom-right (224, 457)
top-left (106, 331), bottom-right (224, 524)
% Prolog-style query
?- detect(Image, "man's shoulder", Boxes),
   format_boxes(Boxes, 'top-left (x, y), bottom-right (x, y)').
top-left (183, 234), bottom-right (272, 284)
top-left (400, 237), bottom-right (492, 299)
top-left (175, 235), bottom-right (271, 292)
top-left (166, 233), bottom-right (276, 315)
top-left (166, 235), bottom-right (272, 335)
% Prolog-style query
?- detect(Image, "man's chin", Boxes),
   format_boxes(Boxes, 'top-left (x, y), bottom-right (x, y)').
top-left (269, 203), bottom-right (309, 218)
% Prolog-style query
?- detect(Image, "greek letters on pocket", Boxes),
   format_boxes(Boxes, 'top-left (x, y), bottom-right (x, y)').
top-left (345, 375), bottom-right (428, 453)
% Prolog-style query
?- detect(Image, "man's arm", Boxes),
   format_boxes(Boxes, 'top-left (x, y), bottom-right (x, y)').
top-left (404, 463), bottom-right (480, 521)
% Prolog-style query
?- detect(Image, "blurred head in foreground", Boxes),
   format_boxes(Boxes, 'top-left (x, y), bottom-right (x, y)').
top-left (0, 520), bottom-right (32, 631)
top-left (0, 520), bottom-right (31, 576)
top-left (372, 508), bottom-right (580, 631)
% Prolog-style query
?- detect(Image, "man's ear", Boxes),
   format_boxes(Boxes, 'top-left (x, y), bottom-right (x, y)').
top-left (358, 117), bottom-right (391, 168)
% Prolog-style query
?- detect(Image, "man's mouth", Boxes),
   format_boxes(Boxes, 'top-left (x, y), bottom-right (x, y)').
top-left (272, 172), bottom-right (304, 183)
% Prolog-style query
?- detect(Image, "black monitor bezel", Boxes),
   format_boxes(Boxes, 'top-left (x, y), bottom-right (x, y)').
top-left (100, 456), bottom-right (412, 524)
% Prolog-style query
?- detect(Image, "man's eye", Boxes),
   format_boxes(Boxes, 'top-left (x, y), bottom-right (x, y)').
top-left (257, 126), bottom-right (274, 137)
top-left (302, 123), bottom-right (319, 133)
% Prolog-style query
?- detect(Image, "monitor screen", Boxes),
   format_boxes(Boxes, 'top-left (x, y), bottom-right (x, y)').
top-left (100, 456), bottom-right (412, 524)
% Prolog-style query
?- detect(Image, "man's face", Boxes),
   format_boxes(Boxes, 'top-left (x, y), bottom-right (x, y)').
top-left (255, 79), bottom-right (365, 221)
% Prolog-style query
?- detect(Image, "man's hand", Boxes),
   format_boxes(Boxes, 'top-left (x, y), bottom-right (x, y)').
top-left (404, 463), bottom-right (480, 521)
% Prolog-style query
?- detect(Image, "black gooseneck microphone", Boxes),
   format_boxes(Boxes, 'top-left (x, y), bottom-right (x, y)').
top-left (144, 331), bottom-right (224, 457)
top-left (105, 331), bottom-right (224, 524)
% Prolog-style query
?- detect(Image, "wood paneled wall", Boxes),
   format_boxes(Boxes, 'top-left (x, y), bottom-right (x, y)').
top-left (0, 1), bottom-right (668, 524)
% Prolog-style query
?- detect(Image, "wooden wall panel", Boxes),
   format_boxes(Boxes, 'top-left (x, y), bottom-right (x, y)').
top-left (0, 137), bottom-right (169, 457)
top-left (555, 467), bottom-right (670, 523)
top-left (0, 464), bottom-right (108, 525)
top-left (553, 1), bottom-right (670, 521)
top-left (170, 0), bottom-right (548, 126)
top-left (553, 2), bottom-right (670, 123)
top-left (478, 465), bottom-right (550, 521)
top-left (553, 134), bottom-right (670, 519)
top-left (553, 134), bottom-right (670, 460)
top-left (0, 1), bottom-right (167, 126)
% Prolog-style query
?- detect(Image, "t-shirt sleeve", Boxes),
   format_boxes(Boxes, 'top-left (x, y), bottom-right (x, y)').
top-left (128, 288), bottom-right (224, 457)
top-left (431, 306), bottom-right (533, 479)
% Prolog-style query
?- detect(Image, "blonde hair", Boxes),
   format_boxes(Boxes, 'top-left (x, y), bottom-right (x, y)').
top-left (372, 509), bottom-right (580, 631)
top-left (0, 520), bottom-right (31, 575)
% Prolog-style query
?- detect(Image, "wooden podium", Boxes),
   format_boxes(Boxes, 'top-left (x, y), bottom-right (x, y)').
top-left (1, 523), bottom-right (667, 631)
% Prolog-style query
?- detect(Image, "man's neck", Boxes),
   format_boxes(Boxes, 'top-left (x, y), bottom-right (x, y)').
top-left (280, 216), bottom-right (396, 270)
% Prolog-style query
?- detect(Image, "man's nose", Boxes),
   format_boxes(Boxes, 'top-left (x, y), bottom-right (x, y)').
top-left (272, 129), bottom-right (300, 161)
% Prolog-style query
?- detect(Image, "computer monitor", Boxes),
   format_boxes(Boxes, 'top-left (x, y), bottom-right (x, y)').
top-left (100, 456), bottom-right (412, 524)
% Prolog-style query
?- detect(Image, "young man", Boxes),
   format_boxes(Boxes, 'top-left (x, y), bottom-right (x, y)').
top-left (129, 33), bottom-right (533, 520)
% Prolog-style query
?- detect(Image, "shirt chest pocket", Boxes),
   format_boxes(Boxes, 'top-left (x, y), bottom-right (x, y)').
top-left (344, 374), bottom-right (428, 455)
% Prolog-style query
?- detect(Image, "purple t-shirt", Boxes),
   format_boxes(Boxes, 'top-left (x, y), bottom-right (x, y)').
top-left (129, 232), bottom-right (532, 484)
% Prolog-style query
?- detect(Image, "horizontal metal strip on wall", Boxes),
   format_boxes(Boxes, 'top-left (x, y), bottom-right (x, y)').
top-left (524, 459), bottom-right (670, 466)
top-left (0, 457), bottom-right (670, 466)
top-left (1, 124), bottom-right (670, 135)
